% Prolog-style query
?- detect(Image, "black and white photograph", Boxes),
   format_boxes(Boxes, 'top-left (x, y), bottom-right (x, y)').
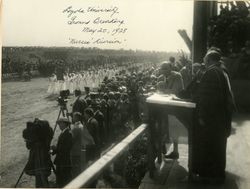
top-left (1, 0), bottom-right (250, 188)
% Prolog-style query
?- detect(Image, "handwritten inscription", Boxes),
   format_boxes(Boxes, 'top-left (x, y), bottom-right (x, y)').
top-left (63, 6), bottom-right (128, 46)
top-left (69, 38), bottom-right (125, 45)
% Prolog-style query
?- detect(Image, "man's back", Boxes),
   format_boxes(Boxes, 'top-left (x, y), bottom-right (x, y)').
top-left (196, 63), bottom-right (233, 136)
top-left (71, 122), bottom-right (83, 156)
top-left (86, 117), bottom-right (100, 146)
top-left (72, 96), bottom-right (87, 114)
top-left (157, 71), bottom-right (184, 94)
top-left (54, 128), bottom-right (72, 166)
top-left (180, 66), bottom-right (192, 89)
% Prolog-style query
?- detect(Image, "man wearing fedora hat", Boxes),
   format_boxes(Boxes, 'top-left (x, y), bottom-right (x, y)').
top-left (51, 117), bottom-right (73, 187)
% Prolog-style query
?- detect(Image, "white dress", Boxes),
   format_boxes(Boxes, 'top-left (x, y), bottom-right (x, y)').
top-left (69, 75), bottom-right (75, 94)
top-left (47, 75), bottom-right (57, 95)
top-left (64, 75), bottom-right (70, 90)
top-left (82, 74), bottom-right (87, 88)
top-left (47, 77), bottom-right (53, 94)
top-left (51, 76), bottom-right (58, 94)
top-left (57, 80), bottom-right (64, 93)
top-left (91, 74), bottom-right (96, 89)
top-left (86, 73), bottom-right (91, 88)
top-left (75, 74), bottom-right (81, 90)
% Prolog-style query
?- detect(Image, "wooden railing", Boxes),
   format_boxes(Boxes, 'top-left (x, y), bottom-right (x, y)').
top-left (64, 124), bottom-right (148, 188)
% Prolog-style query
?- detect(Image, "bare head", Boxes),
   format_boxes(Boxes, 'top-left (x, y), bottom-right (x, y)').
top-left (203, 50), bottom-right (221, 67)
top-left (169, 56), bottom-right (175, 63)
top-left (159, 62), bottom-right (172, 76)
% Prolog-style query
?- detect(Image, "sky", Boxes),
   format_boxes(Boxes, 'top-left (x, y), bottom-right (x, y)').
top-left (2, 0), bottom-right (194, 52)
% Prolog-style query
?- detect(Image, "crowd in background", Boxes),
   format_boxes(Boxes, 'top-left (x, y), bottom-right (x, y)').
top-left (53, 56), bottom-right (203, 186)
top-left (50, 61), bottom-right (159, 187)
top-left (23, 48), bottom-right (235, 188)
top-left (24, 55), bottom-right (208, 188)
top-left (208, 1), bottom-right (250, 55)
top-left (47, 62), bottom-right (150, 95)
top-left (207, 1), bottom-right (250, 80)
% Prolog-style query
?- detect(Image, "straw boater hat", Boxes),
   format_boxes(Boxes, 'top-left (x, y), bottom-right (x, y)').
top-left (57, 117), bottom-right (70, 124)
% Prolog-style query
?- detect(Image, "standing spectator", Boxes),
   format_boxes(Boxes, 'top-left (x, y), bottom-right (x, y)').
top-left (180, 61), bottom-right (192, 89)
top-left (71, 112), bottom-right (94, 177)
top-left (71, 89), bottom-right (87, 116)
top-left (92, 103), bottom-right (105, 148)
top-left (169, 56), bottom-right (179, 71)
top-left (84, 87), bottom-right (90, 99)
top-left (100, 97), bottom-right (110, 143)
top-left (84, 108), bottom-right (100, 163)
top-left (51, 118), bottom-right (72, 187)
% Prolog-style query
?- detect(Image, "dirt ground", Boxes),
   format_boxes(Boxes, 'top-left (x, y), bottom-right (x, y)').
top-left (0, 78), bottom-right (74, 187)
top-left (1, 78), bottom-right (250, 188)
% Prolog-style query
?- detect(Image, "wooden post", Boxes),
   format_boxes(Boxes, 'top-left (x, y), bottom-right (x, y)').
top-left (192, 1), bottom-right (218, 63)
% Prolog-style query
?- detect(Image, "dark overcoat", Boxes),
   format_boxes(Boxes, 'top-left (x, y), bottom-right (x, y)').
top-left (54, 128), bottom-right (73, 187)
top-left (192, 63), bottom-right (234, 178)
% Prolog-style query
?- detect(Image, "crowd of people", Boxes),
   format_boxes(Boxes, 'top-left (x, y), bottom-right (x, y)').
top-left (23, 49), bottom-right (235, 187)
top-left (25, 61), bottom-right (160, 187)
top-left (208, 1), bottom-right (250, 55)
top-left (47, 67), bottom-right (120, 94)
top-left (49, 57), bottom-right (203, 187)
top-left (47, 62), bottom-right (151, 95)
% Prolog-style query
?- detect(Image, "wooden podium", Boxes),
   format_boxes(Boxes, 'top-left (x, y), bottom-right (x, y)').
top-left (146, 93), bottom-right (196, 178)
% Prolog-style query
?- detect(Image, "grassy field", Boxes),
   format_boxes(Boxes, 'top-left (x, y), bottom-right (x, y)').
top-left (0, 78), bottom-right (74, 187)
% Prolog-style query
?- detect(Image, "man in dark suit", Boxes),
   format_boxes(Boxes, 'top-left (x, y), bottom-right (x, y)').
top-left (84, 87), bottom-right (90, 99)
top-left (92, 103), bottom-right (105, 149)
top-left (192, 49), bottom-right (235, 183)
top-left (100, 97), bottom-right (110, 143)
top-left (51, 118), bottom-right (73, 187)
top-left (72, 89), bottom-right (87, 116)
top-left (84, 108), bottom-right (100, 163)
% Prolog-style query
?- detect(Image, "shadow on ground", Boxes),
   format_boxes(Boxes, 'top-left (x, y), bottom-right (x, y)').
top-left (167, 162), bottom-right (239, 189)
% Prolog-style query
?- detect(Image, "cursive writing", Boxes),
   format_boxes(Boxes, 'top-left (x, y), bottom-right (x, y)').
top-left (93, 17), bottom-right (124, 27)
top-left (64, 5), bottom-right (127, 47)
top-left (69, 37), bottom-right (125, 45)
top-left (93, 38), bottom-right (122, 44)
top-left (69, 38), bottom-right (90, 45)
top-left (63, 6), bottom-right (85, 18)
top-left (87, 6), bottom-right (119, 17)
top-left (68, 16), bottom-right (90, 25)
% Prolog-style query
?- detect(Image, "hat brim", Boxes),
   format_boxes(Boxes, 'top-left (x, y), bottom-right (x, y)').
top-left (57, 119), bottom-right (71, 124)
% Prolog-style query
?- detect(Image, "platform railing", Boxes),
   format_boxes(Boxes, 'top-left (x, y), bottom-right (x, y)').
top-left (64, 123), bottom-right (148, 188)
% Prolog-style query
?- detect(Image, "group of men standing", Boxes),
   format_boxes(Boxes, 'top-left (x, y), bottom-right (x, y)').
top-left (50, 62), bottom-right (157, 187)
top-left (51, 110), bottom-right (101, 187)
top-left (156, 48), bottom-right (235, 184)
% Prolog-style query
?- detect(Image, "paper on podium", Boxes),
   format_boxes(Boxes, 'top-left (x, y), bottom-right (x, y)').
top-left (146, 93), bottom-right (196, 108)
